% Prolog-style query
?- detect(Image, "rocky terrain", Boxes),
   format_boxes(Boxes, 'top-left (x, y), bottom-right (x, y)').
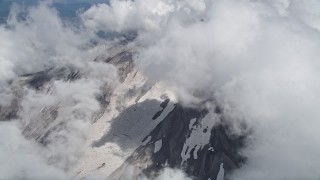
top-left (0, 46), bottom-right (246, 180)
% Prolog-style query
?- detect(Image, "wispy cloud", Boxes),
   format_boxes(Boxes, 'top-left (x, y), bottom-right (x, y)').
top-left (1, 0), bottom-right (320, 179)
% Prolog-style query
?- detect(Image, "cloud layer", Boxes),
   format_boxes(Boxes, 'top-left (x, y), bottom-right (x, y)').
top-left (84, 0), bottom-right (320, 179)
top-left (0, 2), bottom-right (118, 179)
top-left (1, 0), bottom-right (320, 179)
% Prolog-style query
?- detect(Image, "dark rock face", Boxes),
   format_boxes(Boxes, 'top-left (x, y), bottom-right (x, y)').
top-left (111, 104), bottom-right (246, 180)
top-left (1, 49), bottom-right (134, 123)
top-left (0, 66), bottom-right (83, 141)
top-left (22, 66), bottom-right (81, 90)
top-left (105, 51), bottom-right (134, 82)
top-left (152, 99), bottom-right (170, 120)
top-left (0, 99), bottom-right (20, 121)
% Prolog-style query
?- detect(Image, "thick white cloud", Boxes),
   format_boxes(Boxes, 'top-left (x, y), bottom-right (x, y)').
top-left (152, 168), bottom-right (192, 180)
top-left (2, 0), bottom-right (320, 179)
top-left (81, 0), bottom-right (175, 32)
top-left (100, 0), bottom-right (320, 179)
top-left (0, 122), bottom-right (67, 179)
top-left (0, 2), bottom-right (118, 179)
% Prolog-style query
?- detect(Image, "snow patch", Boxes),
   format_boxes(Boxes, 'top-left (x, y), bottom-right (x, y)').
top-left (189, 118), bottom-right (196, 130)
top-left (181, 112), bottom-right (219, 163)
top-left (216, 163), bottom-right (225, 180)
top-left (154, 139), bottom-right (163, 153)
